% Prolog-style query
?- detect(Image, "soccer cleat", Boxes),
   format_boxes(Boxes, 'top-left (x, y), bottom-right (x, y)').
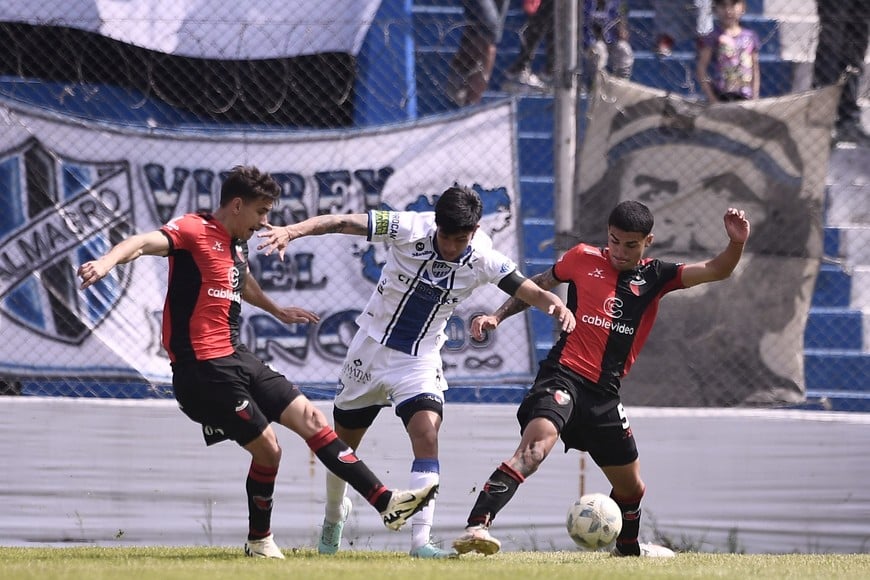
top-left (452, 525), bottom-right (501, 556)
top-left (244, 533), bottom-right (285, 559)
top-left (611, 542), bottom-right (675, 558)
top-left (318, 496), bottom-right (353, 555)
top-left (380, 483), bottom-right (439, 531)
top-left (409, 542), bottom-right (459, 559)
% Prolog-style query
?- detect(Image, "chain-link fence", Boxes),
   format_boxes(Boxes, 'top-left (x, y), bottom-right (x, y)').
top-left (0, 0), bottom-right (867, 410)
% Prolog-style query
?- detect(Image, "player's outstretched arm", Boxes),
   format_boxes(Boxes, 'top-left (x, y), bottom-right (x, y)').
top-left (256, 214), bottom-right (369, 261)
top-left (77, 230), bottom-right (169, 290)
top-left (681, 207), bottom-right (751, 288)
top-left (512, 278), bottom-right (575, 334)
top-left (471, 267), bottom-right (568, 340)
top-left (242, 273), bottom-right (320, 325)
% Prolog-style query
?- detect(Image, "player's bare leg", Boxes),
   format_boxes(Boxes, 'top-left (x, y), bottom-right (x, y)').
top-left (602, 461), bottom-right (673, 558)
top-left (454, 418), bottom-right (559, 555)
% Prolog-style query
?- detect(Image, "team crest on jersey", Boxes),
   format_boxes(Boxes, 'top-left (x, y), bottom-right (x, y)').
top-left (552, 389), bottom-right (571, 405)
top-left (430, 260), bottom-right (453, 279)
top-left (233, 242), bottom-right (247, 264)
top-left (629, 271), bottom-right (648, 296)
top-left (0, 139), bottom-right (133, 344)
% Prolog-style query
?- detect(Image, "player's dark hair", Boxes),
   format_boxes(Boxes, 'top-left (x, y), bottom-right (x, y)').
top-left (608, 200), bottom-right (654, 235)
top-left (219, 165), bottom-right (281, 206)
top-left (435, 185), bottom-right (483, 234)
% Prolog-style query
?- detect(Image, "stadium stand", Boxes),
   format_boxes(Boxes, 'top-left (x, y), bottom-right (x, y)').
top-left (409, 0), bottom-right (870, 411)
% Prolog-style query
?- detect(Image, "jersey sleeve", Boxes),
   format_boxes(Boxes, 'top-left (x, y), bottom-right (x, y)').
top-left (478, 246), bottom-right (518, 285)
top-left (553, 243), bottom-right (589, 282)
top-left (663, 262), bottom-right (686, 293)
top-left (366, 210), bottom-right (431, 244)
top-left (160, 213), bottom-right (199, 252)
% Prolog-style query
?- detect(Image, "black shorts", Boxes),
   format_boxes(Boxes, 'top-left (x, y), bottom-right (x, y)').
top-left (516, 360), bottom-right (637, 467)
top-left (172, 346), bottom-right (302, 447)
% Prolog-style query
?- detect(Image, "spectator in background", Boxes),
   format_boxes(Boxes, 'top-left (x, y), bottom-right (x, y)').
top-left (653, 0), bottom-right (713, 57)
top-left (812, 0), bottom-right (870, 146)
top-left (502, 0), bottom-right (554, 93)
top-left (584, 0), bottom-right (634, 88)
top-left (696, 0), bottom-right (760, 102)
top-left (446, 0), bottom-right (510, 106)
top-left (502, 0), bottom-right (632, 94)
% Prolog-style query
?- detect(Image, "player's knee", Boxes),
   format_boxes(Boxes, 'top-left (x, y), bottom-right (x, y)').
top-left (307, 404), bottom-right (330, 429)
top-left (612, 476), bottom-right (645, 501)
top-left (396, 394), bottom-right (443, 429)
top-left (247, 429), bottom-right (282, 466)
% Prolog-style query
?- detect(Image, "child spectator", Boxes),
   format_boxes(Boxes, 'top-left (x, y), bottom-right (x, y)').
top-left (696, 0), bottom-right (760, 102)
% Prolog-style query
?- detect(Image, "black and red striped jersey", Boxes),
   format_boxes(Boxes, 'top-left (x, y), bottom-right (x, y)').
top-left (159, 213), bottom-right (247, 363)
top-left (548, 243), bottom-right (684, 392)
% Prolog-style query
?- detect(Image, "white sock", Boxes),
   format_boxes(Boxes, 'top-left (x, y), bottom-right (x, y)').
top-left (324, 470), bottom-right (348, 523)
top-left (409, 460), bottom-right (440, 550)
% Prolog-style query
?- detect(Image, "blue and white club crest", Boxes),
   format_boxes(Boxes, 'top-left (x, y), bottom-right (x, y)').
top-left (0, 139), bottom-right (133, 344)
top-left (430, 260), bottom-right (453, 279)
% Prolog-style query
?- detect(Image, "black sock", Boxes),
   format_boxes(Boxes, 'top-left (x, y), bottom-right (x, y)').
top-left (612, 487), bottom-right (644, 555)
top-left (306, 427), bottom-right (391, 512)
top-left (246, 461), bottom-right (277, 540)
top-left (466, 462), bottom-right (525, 527)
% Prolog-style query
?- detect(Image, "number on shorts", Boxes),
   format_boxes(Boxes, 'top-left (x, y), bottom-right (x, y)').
top-left (616, 403), bottom-right (630, 430)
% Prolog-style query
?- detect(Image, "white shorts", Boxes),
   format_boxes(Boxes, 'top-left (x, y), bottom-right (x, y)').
top-left (336, 332), bottom-right (447, 411)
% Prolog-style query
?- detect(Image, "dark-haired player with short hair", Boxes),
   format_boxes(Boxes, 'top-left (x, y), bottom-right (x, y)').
top-left (78, 165), bottom-right (438, 560)
top-left (258, 184), bottom-right (576, 558)
top-left (452, 200), bottom-right (750, 557)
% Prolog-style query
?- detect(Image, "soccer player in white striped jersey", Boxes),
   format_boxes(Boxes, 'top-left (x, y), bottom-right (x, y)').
top-left (258, 185), bottom-right (575, 558)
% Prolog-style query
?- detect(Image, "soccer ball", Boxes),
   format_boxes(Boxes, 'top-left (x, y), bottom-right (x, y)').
top-left (566, 493), bottom-right (623, 550)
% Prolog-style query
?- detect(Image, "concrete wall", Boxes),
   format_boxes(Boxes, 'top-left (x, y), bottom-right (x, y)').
top-left (1, 398), bottom-right (868, 554)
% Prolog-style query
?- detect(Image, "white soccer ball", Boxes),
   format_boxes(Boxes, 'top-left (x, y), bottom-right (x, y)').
top-left (566, 492), bottom-right (623, 550)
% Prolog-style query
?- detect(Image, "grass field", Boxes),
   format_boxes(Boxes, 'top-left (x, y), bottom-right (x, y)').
top-left (1, 547), bottom-right (869, 580)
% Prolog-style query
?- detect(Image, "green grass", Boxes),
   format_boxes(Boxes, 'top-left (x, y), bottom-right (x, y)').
top-left (1, 547), bottom-right (869, 580)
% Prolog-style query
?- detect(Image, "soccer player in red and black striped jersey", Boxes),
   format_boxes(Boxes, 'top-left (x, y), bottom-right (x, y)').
top-left (453, 200), bottom-right (750, 558)
top-left (77, 165), bottom-right (437, 559)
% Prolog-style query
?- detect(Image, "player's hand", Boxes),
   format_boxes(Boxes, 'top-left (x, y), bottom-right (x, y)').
top-left (471, 314), bottom-right (500, 341)
top-left (549, 304), bottom-right (576, 334)
top-left (723, 207), bottom-right (750, 245)
top-left (257, 224), bottom-right (296, 261)
top-left (273, 306), bottom-right (320, 325)
top-left (77, 259), bottom-right (112, 290)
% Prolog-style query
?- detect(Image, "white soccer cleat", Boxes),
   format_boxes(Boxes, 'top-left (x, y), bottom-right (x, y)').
top-left (611, 542), bottom-right (675, 558)
top-left (452, 525), bottom-right (501, 556)
top-left (318, 496), bottom-right (352, 555)
top-left (380, 483), bottom-right (439, 531)
top-left (244, 533), bottom-right (285, 559)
